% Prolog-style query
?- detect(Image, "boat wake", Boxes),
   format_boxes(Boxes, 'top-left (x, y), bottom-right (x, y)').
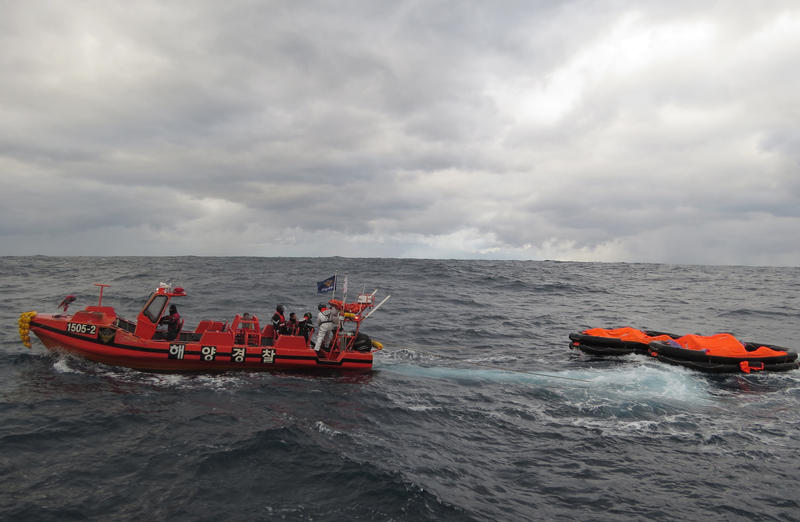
top-left (376, 356), bottom-right (714, 406)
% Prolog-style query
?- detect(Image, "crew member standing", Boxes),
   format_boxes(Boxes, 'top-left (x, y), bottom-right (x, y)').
top-left (271, 305), bottom-right (286, 336)
top-left (298, 312), bottom-right (314, 342)
top-left (286, 312), bottom-right (298, 335)
top-left (314, 302), bottom-right (339, 352)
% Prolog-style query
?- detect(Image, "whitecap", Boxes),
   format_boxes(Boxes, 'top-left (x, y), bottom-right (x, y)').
top-left (314, 420), bottom-right (342, 437)
top-left (51, 354), bottom-right (82, 374)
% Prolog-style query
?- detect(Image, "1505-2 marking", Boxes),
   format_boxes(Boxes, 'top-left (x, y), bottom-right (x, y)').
top-left (66, 322), bottom-right (97, 336)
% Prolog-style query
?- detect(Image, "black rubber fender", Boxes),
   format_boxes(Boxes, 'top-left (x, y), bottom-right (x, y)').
top-left (569, 333), bottom-right (644, 355)
top-left (352, 332), bottom-right (372, 352)
top-left (650, 341), bottom-right (796, 365)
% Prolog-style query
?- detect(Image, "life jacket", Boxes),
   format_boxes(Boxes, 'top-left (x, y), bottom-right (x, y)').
top-left (272, 312), bottom-right (285, 327)
top-left (286, 319), bottom-right (298, 335)
top-left (271, 312), bottom-right (286, 337)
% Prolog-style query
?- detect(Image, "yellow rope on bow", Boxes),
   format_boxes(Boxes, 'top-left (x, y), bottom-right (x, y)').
top-left (18, 311), bottom-right (37, 348)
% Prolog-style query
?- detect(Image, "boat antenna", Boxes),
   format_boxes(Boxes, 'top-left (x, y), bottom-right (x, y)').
top-left (94, 283), bottom-right (111, 306)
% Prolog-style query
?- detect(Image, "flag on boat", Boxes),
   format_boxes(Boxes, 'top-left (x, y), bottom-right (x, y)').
top-left (317, 275), bottom-right (336, 294)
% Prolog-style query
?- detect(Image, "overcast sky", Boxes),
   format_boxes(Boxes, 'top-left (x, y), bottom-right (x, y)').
top-left (1, 1), bottom-right (799, 265)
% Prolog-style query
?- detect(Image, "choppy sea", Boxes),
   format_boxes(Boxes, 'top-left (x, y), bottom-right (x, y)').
top-left (1, 257), bottom-right (799, 521)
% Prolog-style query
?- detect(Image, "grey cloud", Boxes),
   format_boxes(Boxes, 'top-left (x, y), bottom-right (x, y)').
top-left (1, 1), bottom-right (799, 264)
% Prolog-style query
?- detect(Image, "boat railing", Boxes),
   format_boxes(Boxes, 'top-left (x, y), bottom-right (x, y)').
top-left (229, 314), bottom-right (262, 346)
top-left (239, 319), bottom-right (258, 330)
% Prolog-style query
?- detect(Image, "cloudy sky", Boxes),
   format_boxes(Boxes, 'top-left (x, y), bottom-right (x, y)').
top-left (1, 1), bottom-right (798, 265)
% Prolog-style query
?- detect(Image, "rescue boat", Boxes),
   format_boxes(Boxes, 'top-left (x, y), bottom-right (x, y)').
top-left (19, 283), bottom-right (388, 372)
top-left (569, 327), bottom-right (799, 373)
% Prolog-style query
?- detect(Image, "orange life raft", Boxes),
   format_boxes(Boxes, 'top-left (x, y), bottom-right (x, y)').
top-left (570, 327), bottom-right (799, 373)
top-left (568, 327), bottom-right (680, 356)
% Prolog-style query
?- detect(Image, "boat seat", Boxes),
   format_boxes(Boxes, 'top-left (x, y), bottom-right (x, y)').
top-left (195, 320), bottom-right (224, 334)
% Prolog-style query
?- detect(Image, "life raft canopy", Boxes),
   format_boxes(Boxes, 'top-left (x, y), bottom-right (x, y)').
top-left (669, 333), bottom-right (788, 358)
top-left (583, 327), bottom-right (677, 345)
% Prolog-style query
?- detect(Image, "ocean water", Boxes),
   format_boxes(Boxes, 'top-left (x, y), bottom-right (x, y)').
top-left (1, 257), bottom-right (799, 521)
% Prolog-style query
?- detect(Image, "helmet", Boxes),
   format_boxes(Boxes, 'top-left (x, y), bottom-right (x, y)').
top-left (318, 303), bottom-right (327, 310)
top-left (304, 312), bottom-right (312, 319)
top-left (277, 305), bottom-right (285, 314)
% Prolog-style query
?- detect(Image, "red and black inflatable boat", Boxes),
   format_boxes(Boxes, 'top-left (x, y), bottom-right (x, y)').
top-left (19, 283), bottom-right (386, 372)
top-left (570, 327), bottom-right (799, 373)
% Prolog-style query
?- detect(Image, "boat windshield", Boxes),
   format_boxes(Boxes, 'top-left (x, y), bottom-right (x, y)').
top-left (143, 294), bottom-right (168, 323)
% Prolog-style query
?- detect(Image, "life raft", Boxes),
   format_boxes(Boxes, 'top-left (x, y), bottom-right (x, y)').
top-left (570, 327), bottom-right (799, 373)
top-left (648, 334), bottom-right (799, 373)
top-left (568, 327), bottom-right (680, 356)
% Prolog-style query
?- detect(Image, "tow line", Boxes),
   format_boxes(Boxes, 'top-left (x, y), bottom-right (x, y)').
top-left (382, 347), bottom-right (592, 383)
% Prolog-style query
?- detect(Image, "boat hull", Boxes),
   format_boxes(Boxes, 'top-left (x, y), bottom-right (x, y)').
top-left (30, 317), bottom-right (373, 372)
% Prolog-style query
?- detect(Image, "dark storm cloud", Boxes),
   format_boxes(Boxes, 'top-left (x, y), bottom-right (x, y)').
top-left (1, 0), bottom-right (799, 264)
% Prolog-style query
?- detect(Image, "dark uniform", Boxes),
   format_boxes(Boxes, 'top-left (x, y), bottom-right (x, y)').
top-left (298, 312), bottom-right (314, 342)
top-left (271, 305), bottom-right (286, 336)
top-left (159, 304), bottom-right (183, 340)
top-left (286, 313), bottom-right (298, 335)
